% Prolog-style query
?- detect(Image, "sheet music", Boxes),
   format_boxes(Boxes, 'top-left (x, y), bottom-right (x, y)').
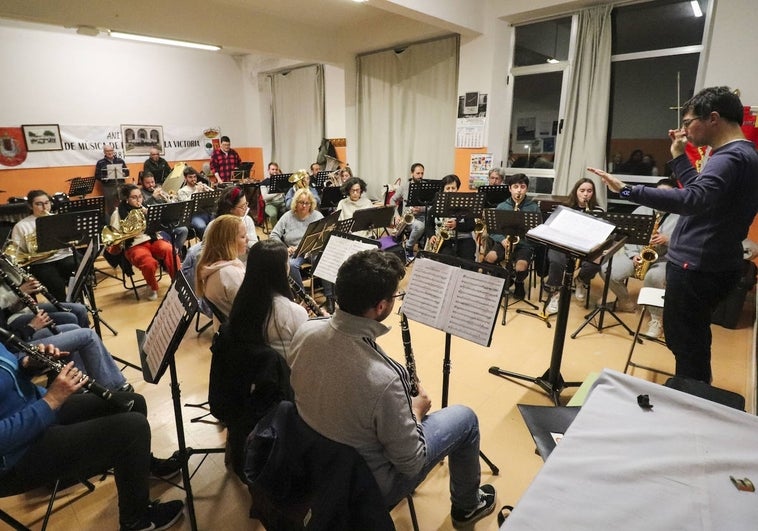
top-left (527, 206), bottom-right (615, 254)
top-left (313, 234), bottom-right (378, 283)
top-left (143, 286), bottom-right (185, 377)
top-left (402, 257), bottom-right (505, 347)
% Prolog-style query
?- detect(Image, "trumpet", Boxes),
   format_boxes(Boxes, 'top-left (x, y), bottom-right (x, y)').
top-left (152, 186), bottom-right (176, 203)
top-left (101, 208), bottom-right (147, 250)
top-left (0, 326), bottom-right (134, 411)
top-left (322, 170), bottom-right (341, 188)
top-left (288, 169), bottom-right (309, 190)
top-left (634, 212), bottom-right (662, 280)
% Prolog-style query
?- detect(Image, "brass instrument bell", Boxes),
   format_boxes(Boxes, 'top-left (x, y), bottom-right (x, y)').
top-left (101, 208), bottom-right (147, 248)
top-left (288, 169), bottom-right (309, 189)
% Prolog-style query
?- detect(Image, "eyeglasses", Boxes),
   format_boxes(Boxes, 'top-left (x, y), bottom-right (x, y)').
top-left (128, 195), bottom-right (143, 200)
top-left (392, 291), bottom-right (406, 299)
top-left (233, 202), bottom-right (248, 209)
top-left (296, 201), bottom-right (311, 206)
top-left (33, 201), bottom-right (51, 207)
top-left (681, 117), bottom-right (702, 129)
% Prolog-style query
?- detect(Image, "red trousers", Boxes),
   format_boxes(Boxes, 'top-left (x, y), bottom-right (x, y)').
top-left (124, 240), bottom-right (179, 290)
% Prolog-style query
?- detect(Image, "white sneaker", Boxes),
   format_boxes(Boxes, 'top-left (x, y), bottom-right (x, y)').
top-left (147, 289), bottom-right (158, 301)
top-left (574, 282), bottom-right (587, 301)
top-left (644, 319), bottom-right (662, 338)
top-left (546, 292), bottom-right (560, 315)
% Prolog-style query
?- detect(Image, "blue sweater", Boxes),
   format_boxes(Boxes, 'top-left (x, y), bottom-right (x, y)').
top-left (630, 140), bottom-right (758, 272)
top-left (0, 347), bottom-right (55, 473)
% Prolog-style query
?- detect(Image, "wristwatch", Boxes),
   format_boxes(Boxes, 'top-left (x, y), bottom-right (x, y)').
top-left (619, 185), bottom-right (633, 199)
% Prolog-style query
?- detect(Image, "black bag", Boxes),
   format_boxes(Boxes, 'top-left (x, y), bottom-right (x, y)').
top-left (711, 259), bottom-right (756, 329)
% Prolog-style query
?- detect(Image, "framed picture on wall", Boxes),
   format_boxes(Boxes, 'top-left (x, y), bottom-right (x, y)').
top-left (22, 124), bottom-right (63, 152)
top-left (121, 124), bottom-right (164, 157)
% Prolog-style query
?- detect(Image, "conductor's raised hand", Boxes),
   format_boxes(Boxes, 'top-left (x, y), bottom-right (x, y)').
top-left (668, 127), bottom-right (688, 158)
top-left (587, 167), bottom-right (625, 193)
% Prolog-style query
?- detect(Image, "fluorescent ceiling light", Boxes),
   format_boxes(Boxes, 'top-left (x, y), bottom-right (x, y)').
top-left (109, 31), bottom-right (220, 51)
top-left (690, 1), bottom-right (703, 17)
top-left (546, 58), bottom-right (559, 64)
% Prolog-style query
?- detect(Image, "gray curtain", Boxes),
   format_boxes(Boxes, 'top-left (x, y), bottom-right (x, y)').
top-left (553, 5), bottom-right (613, 205)
top-left (270, 64), bottom-right (325, 172)
top-left (357, 35), bottom-right (459, 199)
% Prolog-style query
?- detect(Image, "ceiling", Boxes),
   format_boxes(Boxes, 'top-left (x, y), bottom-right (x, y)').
top-left (0, 0), bottom-right (457, 65)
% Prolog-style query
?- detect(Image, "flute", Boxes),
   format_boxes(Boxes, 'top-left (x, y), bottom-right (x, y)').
top-left (0, 326), bottom-right (134, 412)
top-left (0, 254), bottom-right (71, 313)
top-left (288, 276), bottom-right (326, 317)
top-left (399, 312), bottom-right (419, 397)
top-left (0, 268), bottom-right (60, 335)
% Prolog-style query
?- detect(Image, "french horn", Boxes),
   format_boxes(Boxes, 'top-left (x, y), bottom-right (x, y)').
top-left (101, 208), bottom-right (147, 249)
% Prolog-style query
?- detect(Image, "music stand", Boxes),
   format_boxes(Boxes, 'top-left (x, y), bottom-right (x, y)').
top-left (483, 209), bottom-right (544, 323)
top-left (319, 186), bottom-right (343, 210)
top-left (57, 196), bottom-right (105, 219)
top-left (145, 201), bottom-right (193, 273)
top-left (270, 173), bottom-right (292, 194)
top-left (404, 251), bottom-right (507, 475)
top-left (351, 205), bottom-right (395, 236)
top-left (99, 166), bottom-right (129, 220)
top-left (231, 162), bottom-right (254, 181)
top-left (335, 218), bottom-right (355, 233)
top-left (137, 272), bottom-right (223, 531)
top-left (477, 185), bottom-right (509, 208)
top-left (67, 177), bottom-right (96, 199)
top-left (191, 190), bottom-right (221, 218)
top-left (489, 231), bottom-right (619, 405)
top-left (406, 179), bottom-right (442, 209)
top-left (293, 210), bottom-right (341, 259)
top-left (312, 170), bottom-right (332, 190)
top-left (570, 213), bottom-right (655, 339)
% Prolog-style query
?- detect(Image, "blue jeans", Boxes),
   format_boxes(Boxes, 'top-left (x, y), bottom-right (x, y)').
top-left (384, 405), bottom-right (481, 512)
top-left (664, 262), bottom-right (739, 382)
top-left (406, 217), bottom-right (426, 251)
top-left (31, 326), bottom-right (127, 390)
top-left (190, 213), bottom-right (211, 239)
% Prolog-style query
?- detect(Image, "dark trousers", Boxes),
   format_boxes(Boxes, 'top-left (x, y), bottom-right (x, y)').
top-left (439, 237), bottom-right (477, 261)
top-left (29, 255), bottom-right (77, 302)
top-left (664, 262), bottom-right (740, 383)
top-left (2, 392), bottom-right (151, 527)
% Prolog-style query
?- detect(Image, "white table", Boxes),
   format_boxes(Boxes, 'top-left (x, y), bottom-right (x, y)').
top-left (503, 369), bottom-right (758, 530)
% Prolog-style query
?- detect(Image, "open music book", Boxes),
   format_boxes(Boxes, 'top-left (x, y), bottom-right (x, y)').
top-left (526, 205), bottom-right (615, 255)
top-left (401, 257), bottom-right (505, 347)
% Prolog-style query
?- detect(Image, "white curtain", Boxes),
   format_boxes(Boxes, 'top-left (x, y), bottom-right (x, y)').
top-left (270, 64), bottom-right (325, 172)
top-left (553, 5), bottom-right (613, 205)
top-left (357, 35), bottom-right (459, 199)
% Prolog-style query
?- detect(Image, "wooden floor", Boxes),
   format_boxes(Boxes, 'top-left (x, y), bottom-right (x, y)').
top-left (3, 238), bottom-right (755, 530)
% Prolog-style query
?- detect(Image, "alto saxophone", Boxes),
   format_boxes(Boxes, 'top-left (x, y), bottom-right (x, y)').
top-left (634, 212), bottom-right (662, 280)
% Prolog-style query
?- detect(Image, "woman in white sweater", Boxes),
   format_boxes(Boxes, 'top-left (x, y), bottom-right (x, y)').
top-left (195, 215), bottom-right (248, 328)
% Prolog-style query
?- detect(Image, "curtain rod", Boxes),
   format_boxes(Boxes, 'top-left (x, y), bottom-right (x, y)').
top-left (356, 33), bottom-right (458, 58)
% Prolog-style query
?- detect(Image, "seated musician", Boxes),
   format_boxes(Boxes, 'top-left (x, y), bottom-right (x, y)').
top-left (426, 174), bottom-right (477, 261)
top-left (487, 167), bottom-right (505, 186)
top-left (284, 166), bottom-right (321, 209)
top-left (210, 240), bottom-right (307, 478)
top-left (289, 250), bottom-right (496, 527)
top-left (10, 190), bottom-right (77, 302)
top-left (177, 166), bottom-right (214, 239)
top-left (206, 186), bottom-right (259, 259)
top-left (195, 215), bottom-right (248, 329)
top-left (260, 162), bottom-right (286, 226)
top-left (601, 178), bottom-right (680, 337)
top-left (111, 184), bottom-right (181, 301)
top-left (392, 162), bottom-right (426, 260)
top-left (545, 177), bottom-right (604, 314)
top-left (483, 174), bottom-right (539, 300)
top-left (337, 177), bottom-right (373, 221)
top-left (0, 341), bottom-right (184, 531)
top-left (139, 172), bottom-right (189, 253)
top-left (270, 188), bottom-right (335, 314)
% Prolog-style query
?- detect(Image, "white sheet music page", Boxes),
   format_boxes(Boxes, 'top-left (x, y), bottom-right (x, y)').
top-left (143, 286), bottom-right (184, 377)
top-left (313, 234), bottom-right (377, 283)
top-left (527, 206), bottom-right (614, 254)
top-left (402, 257), bottom-right (505, 346)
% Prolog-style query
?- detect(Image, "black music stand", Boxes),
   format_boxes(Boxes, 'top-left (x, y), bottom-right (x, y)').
top-left (351, 205), bottom-right (395, 237)
top-left (312, 170), bottom-right (333, 191)
top-left (99, 166), bottom-right (129, 220)
top-left (571, 213), bottom-right (654, 339)
top-left (319, 186), bottom-right (343, 211)
top-left (334, 218), bottom-right (354, 233)
top-left (36, 210), bottom-right (121, 339)
top-left (489, 235), bottom-right (618, 405)
top-left (231, 162), bottom-right (254, 181)
top-left (293, 210), bottom-right (341, 259)
top-left (405, 251), bottom-right (507, 475)
top-left (477, 185), bottom-right (509, 208)
top-left (145, 201), bottom-right (193, 273)
top-left (433, 191), bottom-right (484, 254)
top-left (191, 189), bottom-right (221, 219)
top-left (406, 179), bottom-right (442, 239)
top-left (269, 173), bottom-right (292, 194)
top-left (483, 209), bottom-right (543, 323)
top-left (137, 272), bottom-right (223, 531)
top-left (57, 196), bottom-right (105, 218)
top-left (67, 177), bottom-right (96, 199)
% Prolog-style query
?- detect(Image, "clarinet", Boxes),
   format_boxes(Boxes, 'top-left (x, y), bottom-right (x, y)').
top-left (288, 276), bottom-right (325, 317)
top-left (399, 312), bottom-right (419, 397)
top-left (0, 268), bottom-right (60, 335)
top-left (0, 254), bottom-right (71, 313)
top-left (0, 327), bottom-right (134, 412)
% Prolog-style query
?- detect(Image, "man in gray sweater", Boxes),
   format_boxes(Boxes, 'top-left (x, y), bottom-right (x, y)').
top-left (289, 250), bottom-right (496, 528)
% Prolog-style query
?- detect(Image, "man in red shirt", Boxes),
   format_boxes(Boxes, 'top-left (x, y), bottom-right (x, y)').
top-left (209, 136), bottom-right (241, 185)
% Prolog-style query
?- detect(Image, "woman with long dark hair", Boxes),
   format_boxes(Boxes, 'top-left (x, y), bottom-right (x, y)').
top-left (226, 239), bottom-right (308, 363)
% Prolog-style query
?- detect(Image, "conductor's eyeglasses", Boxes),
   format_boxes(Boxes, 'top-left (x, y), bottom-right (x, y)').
top-left (681, 117), bottom-right (702, 129)
top-left (392, 291), bottom-right (406, 299)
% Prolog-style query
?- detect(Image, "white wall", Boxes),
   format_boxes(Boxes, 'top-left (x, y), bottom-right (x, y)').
top-left (0, 23), bottom-right (249, 143)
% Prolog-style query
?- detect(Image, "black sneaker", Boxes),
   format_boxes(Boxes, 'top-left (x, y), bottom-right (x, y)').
top-left (451, 484), bottom-right (496, 528)
top-left (150, 451), bottom-right (183, 480)
top-left (513, 282), bottom-right (526, 300)
top-left (121, 499), bottom-right (184, 531)
top-left (117, 383), bottom-right (134, 393)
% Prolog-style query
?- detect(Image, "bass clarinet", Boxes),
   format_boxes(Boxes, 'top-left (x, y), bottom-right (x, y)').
top-left (399, 312), bottom-right (419, 397)
top-left (0, 268), bottom-right (60, 335)
top-left (0, 254), bottom-right (71, 313)
top-left (0, 327), bottom-right (134, 412)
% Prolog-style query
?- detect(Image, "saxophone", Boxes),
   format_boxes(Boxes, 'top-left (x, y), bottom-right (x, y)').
top-left (634, 212), bottom-right (662, 280)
